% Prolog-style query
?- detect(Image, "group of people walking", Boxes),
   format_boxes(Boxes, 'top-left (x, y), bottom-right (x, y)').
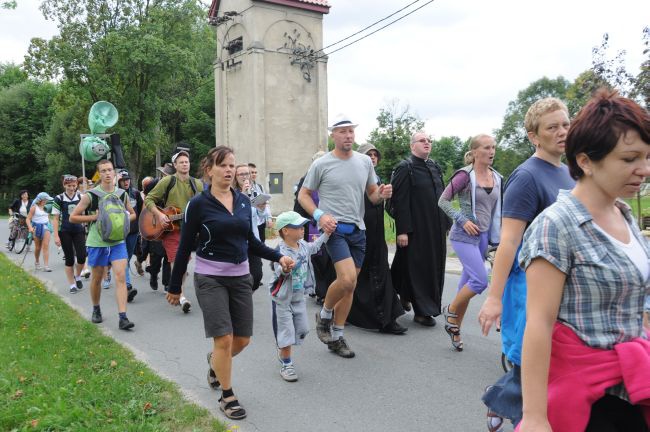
top-left (5, 89), bottom-right (650, 430)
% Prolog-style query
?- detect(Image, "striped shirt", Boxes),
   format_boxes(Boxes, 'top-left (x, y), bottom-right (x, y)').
top-left (520, 190), bottom-right (649, 349)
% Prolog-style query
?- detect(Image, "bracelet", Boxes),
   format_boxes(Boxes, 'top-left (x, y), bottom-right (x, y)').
top-left (313, 209), bottom-right (324, 222)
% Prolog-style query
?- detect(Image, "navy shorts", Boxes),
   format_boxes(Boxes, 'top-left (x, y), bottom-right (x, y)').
top-left (325, 225), bottom-right (366, 268)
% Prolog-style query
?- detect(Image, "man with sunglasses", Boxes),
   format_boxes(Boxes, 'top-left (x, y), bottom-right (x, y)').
top-left (52, 174), bottom-right (87, 293)
top-left (390, 131), bottom-right (450, 328)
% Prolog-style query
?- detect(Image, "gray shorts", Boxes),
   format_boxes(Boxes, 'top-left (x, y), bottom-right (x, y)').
top-left (194, 273), bottom-right (254, 338)
top-left (271, 291), bottom-right (309, 348)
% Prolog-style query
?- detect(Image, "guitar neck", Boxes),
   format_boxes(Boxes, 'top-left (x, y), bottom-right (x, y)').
top-left (168, 213), bottom-right (184, 222)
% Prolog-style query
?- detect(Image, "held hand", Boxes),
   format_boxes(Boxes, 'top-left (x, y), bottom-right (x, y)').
top-left (158, 212), bottom-right (170, 227)
top-left (378, 183), bottom-right (392, 199)
top-left (463, 220), bottom-right (480, 236)
top-left (243, 179), bottom-right (251, 192)
top-left (54, 236), bottom-right (61, 247)
top-left (279, 256), bottom-right (295, 272)
top-left (166, 292), bottom-right (181, 306)
top-left (478, 296), bottom-right (503, 336)
top-left (319, 214), bottom-right (337, 234)
top-left (397, 234), bottom-right (408, 248)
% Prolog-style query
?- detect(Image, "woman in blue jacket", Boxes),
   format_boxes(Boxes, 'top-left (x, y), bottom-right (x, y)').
top-left (166, 146), bottom-right (293, 420)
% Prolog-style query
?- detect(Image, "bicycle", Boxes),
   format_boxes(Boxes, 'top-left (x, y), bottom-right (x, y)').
top-left (484, 245), bottom-right (515, 373)
top-left (7, 214), bottom-right (31, 254)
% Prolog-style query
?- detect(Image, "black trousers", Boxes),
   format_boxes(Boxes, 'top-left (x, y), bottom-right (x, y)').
top-left (586, 395), bottom-right (648, 432)
top-left (257, 222), bottom-right (266, 243)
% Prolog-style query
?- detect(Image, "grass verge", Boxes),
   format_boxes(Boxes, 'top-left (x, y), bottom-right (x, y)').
top-left (0, 253), bottom-right (227, 432)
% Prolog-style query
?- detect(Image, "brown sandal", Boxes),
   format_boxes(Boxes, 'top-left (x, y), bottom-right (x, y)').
top-left (219, 394), bottom-right (247, 420)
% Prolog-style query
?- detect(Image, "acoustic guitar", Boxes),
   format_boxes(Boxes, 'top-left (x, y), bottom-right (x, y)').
top-left (139, 206), bottom-right (183, 240)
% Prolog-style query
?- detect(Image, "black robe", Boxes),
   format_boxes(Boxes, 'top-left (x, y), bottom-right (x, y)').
top-left (347, 180), bottom-right (404, 329)
top-left (390, 155), bottom-right (450, 317)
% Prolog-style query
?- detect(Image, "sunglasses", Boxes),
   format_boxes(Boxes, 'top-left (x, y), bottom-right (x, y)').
top-left (63, 175), bottom-right (78, 183)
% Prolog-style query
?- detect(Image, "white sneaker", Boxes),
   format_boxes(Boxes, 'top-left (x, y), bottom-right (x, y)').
top-left (180, 296), bottom-right (191, 313)
top-left (35, 262), bottom-right (42, 271)
top-left (280, 362), bottom-right (298, 382)
top-left (102, 278), bottom-right (111, 289)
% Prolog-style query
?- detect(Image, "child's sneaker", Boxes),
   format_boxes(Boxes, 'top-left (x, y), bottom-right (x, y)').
top-left (102, 278), bottom-right (111, 289)
top-left (280, 362), bottom-right (298, 382)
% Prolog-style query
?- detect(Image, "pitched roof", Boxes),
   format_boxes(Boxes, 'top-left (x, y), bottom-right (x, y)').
top-left (209, 0), bottom-right (330, 20)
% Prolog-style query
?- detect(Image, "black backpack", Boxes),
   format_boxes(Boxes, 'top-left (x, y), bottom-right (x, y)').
top-left (293, 175), bottom-right (310, 219)
top-left (385, 159), bottom-right (413, 219)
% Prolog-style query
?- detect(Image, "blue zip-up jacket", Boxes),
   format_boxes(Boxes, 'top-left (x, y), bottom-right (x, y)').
top-left (169, 189), bottom-right (282, 294)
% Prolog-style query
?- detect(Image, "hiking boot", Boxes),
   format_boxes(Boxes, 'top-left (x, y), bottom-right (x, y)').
top-left (91, 309), bottom-right (103, 324)
top-left (75, 279), bottom-right (83, 290)
top-left (327, 338), bottom-right (356, 358)
top-left (181, 297), bottom-right (191, 314)
top-left (280, 363), bottom-right (298, 382)
top-left (315, 312), bottom-right (333, 344)
top-left (127, 287), bottom-right (138, 303)
top-left (119, 317), bottom-right (135, 330)
top-left (206, 352), bottom-right (220, 390)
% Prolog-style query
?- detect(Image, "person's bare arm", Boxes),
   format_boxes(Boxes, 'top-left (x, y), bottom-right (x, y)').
top-left (298, 186), bottom-right (336, 234)
top-left (517, 258), bottom-right (565, 432)
top-left (478, 217), bottom-right (527, 335)
top-left (69, 194), bottom-right (97, 224)
top-left (124, 196), bottom-right (136, 222)
top-left (26, 205), bottom-right (36, 233)
top-left (366, 183), bottom-right (392, 205)
top-left (52, 213), bottom-right (61, 246)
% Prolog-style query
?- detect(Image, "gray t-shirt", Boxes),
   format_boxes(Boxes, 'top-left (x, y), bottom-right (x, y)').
top-left (302, 151), bottom-right (375, 230)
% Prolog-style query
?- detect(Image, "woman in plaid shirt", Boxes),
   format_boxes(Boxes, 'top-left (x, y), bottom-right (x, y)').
top-left (518, 90), bottom-right (650, 431)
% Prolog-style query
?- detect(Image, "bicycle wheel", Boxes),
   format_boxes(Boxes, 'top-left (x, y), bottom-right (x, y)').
top-left (14, 229), bottom-right (28, 254)
top-left (7, 233), bottom-right (15, 251)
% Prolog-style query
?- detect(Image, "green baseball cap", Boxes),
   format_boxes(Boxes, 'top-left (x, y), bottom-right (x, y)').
top-left (275, 211), bottom-right (310, 231)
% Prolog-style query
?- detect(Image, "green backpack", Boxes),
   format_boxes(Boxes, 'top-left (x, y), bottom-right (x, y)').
top-left (89, 187), bottom-right (129, 242)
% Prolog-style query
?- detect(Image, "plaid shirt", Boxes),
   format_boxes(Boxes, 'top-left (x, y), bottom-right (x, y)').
top-left (520, 190), bottom-right (649, 350)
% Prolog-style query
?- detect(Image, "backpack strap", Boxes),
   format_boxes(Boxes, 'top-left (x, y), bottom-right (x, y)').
top-left (161, 175), bottom-right (177, 206)
top-left (188, 176), bottom-right (199, 196)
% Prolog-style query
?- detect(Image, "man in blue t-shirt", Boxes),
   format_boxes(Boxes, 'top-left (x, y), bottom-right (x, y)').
top-left (477, 97), bottom-right (575, 429)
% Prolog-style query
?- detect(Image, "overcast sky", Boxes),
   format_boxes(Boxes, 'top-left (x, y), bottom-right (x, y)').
top-left (1, 0), bottom-right (648, 142)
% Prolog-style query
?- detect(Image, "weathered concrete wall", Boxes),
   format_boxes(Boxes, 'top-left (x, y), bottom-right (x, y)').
top-left (214, 0), bottom-right (328, 214)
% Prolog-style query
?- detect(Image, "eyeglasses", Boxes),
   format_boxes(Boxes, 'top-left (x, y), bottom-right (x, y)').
top-left (414, 138), bottom-right (431, 144)
top-left (237, 172), bottom-right (250, 177)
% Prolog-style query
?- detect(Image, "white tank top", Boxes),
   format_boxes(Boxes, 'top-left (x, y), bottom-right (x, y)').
top-left (594, 222), bottom-right (649, 280)
top-left (32, 205), bottom-right (49, 224)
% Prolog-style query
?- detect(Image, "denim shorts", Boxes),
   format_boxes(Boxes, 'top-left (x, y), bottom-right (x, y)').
top-left (87, 243), bottom-right (128, 267)
top-left (325, 225), bottom-right (366, 268)
top-left (482, 365), bottom-right (523, 426)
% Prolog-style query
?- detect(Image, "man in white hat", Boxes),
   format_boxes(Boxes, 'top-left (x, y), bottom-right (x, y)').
top-left (298, 114), bottom-right (393, 358)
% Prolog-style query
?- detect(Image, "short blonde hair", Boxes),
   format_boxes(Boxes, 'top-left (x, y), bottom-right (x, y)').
top-left (464, 134), bottom-right (494, 165)
top-left (524, 97), bottom-right (568, 133)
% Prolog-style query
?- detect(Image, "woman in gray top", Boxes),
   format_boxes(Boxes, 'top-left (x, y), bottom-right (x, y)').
top-left (438, 134), bottom-right (503, 351)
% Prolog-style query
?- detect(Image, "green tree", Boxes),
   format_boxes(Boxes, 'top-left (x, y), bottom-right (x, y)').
top-left (0, 79), bottom-right (58, 198)
top-left (367, 101), bottom-right (424, 181)
top-left (631, 26), bottom-right (650, 109)
top-left (25, 0), bottom-right (216, 182)
top-left (430, 135), bottom-right (465, 182)
top-left (0, 63), bottom-right (27, 88)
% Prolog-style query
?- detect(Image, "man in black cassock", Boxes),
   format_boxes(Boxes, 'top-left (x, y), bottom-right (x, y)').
top-left (390, 131), bottom-right (450, 327)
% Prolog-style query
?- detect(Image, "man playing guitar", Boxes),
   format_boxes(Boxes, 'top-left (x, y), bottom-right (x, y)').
top-left (143, 150), bottom-right (203, 313)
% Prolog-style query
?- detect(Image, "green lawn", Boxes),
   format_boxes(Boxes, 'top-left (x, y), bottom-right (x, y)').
top-left (624, 195), bottom-right (650, 219)
top-left (0, 253), bottom-right (227, 432)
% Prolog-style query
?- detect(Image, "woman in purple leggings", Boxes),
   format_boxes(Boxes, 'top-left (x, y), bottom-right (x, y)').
top-left (438, 134), bottom-right (503, 351)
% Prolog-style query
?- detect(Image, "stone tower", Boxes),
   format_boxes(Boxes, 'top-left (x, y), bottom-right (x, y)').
top-left (208, 0), bottom-right (330, 213)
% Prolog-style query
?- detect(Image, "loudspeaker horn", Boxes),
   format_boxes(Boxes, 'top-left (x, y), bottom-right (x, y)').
top-left (88, 101), bottom-right (118, 134)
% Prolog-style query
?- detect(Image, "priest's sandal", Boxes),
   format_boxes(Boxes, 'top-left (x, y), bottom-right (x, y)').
top-left (219, 394), bottom-right (246, 420)
top-left (443, 305), bottom-right (463, 351)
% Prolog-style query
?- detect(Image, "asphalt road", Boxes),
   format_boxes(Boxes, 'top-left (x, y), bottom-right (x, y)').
top-left (2, 219), bottom-right (508, 432)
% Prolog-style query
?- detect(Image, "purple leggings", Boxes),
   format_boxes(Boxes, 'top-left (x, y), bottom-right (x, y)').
top-left (451, 231), bottom-right (489, 294)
